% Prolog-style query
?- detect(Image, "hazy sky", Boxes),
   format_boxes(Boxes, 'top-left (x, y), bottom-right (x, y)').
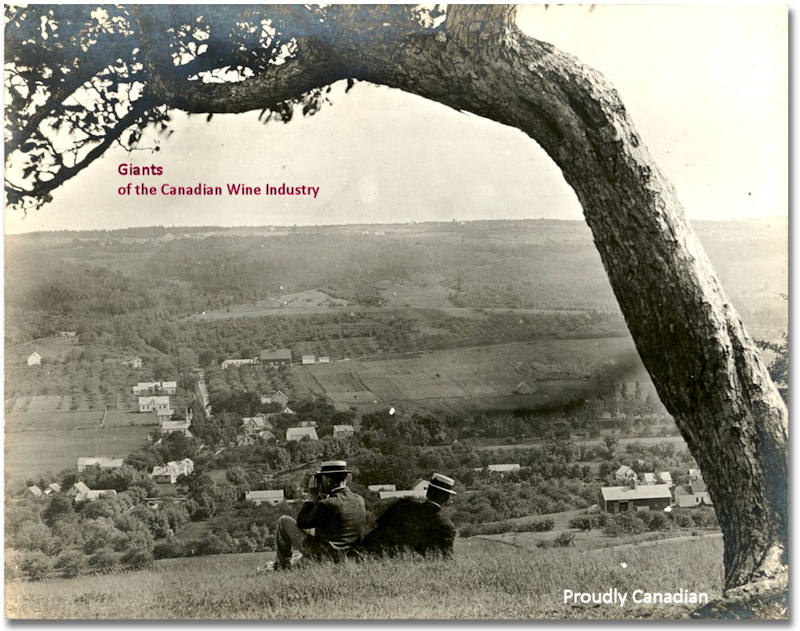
top-left (4, 4), bottom-right (788, 234)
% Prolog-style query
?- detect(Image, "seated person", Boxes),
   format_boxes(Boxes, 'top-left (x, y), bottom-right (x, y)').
top-left (267, 460), bottom-right (366, 571)
top-left (362, 473), bottom-right (457, 558)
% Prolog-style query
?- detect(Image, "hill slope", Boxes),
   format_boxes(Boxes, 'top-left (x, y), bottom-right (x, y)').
top-left (6, 537), bottom-right (723, 620)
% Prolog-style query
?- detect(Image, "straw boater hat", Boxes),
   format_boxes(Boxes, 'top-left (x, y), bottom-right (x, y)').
top-left (427, 473), bottom-right (456, 495)
top-left (316, 460), bottom-right (351, 476)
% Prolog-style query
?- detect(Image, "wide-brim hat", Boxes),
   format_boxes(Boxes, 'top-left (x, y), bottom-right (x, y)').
top-left (316, 460), bottom-right (351, 475)
top-left (428, 472), bottom-right (456, 495)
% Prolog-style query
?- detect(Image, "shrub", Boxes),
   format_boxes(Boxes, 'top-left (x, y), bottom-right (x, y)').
top-left (647, 511), bottom-right (669, 531)
top-left (568, 516), bottom-right (594, 531)
top-left (120, 544), bottom-right (153, 568)
top-left (554, 532), bottom-right (575, 547)
top-left (88, 547), bottom-right (119, 569)
top-left (603, 511), bottom-right (648, 536)
top-left (153, 538), bottom-right (187, 560)
top-left (458, 524), bottom-right (475, 538)
top-left (55, 549), bottom-right (87, 577)
top-left (18, 551), bottom-right (52, 581)
top-left (525, 518), bottom-right (555, 533)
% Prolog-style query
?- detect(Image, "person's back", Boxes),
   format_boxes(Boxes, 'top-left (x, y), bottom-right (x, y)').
top-left (298, 485), bottom-right (366, 548)
top-left (363, 496), bottom-right (455, 558)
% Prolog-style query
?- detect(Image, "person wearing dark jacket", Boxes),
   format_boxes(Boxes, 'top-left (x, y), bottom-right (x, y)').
top-left (269, 460), bottom-right (366, 571)
top-left (362, 473), bottom-right (457, 558)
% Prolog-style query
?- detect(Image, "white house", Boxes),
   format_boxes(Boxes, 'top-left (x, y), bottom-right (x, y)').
top-left (286, 427), bottom-right (318, 441)
top-left (75, 489), bottom-right (118, 503)
top-left (368, 484), bottom-right (397, 493)
top-left (674, 477), bottom-right (713, 507)
top-left (126, 357), bottom-right (143, 369)
top-left (487, 464), bottom-right (521, 474)
top-left (319, 355), bottom-right (331, 364)
top-left (221, 358), bottom-right (257, 369)
top-left (151, 458), bottom-right (194, 484)
top-left (138, 395), bottom-right (171, 413)
top-left (261, 390), bottom-right (290, 407)
top-left (378, 479), bottom-right (429, 500)
top-left (77, 457), bottom-right (124, 471)
top-left (641, 472), bottom-right (657, 485)
top-left (245, 490), bottom-right (286, 506)
top-left (333, 424), bottom-right (355, 438)
top-left (27, 351), bottom-right (42, 366)
top-left (301, 354), bottom-right (317, 365)
top-left (614, 465), bottom-right (636, 482)
top-left (242, 416), bottom-right (271, 433)
top-left (657, 471), bottom-right (673, 487)
top-left (28, 485), bottom-right (43, 497)
top-left (133, 381), bottom-right (176, 395)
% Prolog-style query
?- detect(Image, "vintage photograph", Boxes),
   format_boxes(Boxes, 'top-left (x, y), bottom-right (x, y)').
top-left (3, 3), bottom-right (788, 620)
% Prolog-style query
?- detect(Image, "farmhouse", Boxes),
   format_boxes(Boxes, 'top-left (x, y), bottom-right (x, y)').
top-left (28, 485), bottom-right (43, 497)
top-left (614, 465), bottom-right (636, 482)
top-left (161, 420), bottom-right (192, 437)
top-left (368, 484), bottom-right (396, 492)
top-left (259, 348), bottom-right (292, 366)
top-left (77, 457), bottom-right (124, 471)
top-left (126, 357), bottom-right (143, 368)
top-left (57, 331), bottom-right (79, 343)
top-left (151, 458), bottom-right (194, 484)
top-left (319, 355), bottom-right (331, 364)
top-left (286, 427), bottom-right (318, 441)
top-left (75, 489), bottom-right (118, 503)
top-left (221, 358), bottom-right (257, 369)
top-left (133, 381), bottom-right (176, 395)
top-left (261, 390), bottom-right (289, 407)
top-left (658, 471), bottom-right (673, 487)
top-left (27, 351), bottom-right (41, 366)
top-left (514, 381), bottom-right (537, 395)
top-left (138, 395), bottom-right (171, 413)
top-left (598, 483), bottom-right (672, 513)
top-left (378, 479), bottom-right (429, 500)
top-left (674, 477), bottom-right (713, 507)
top-left (242, 416), bottom-right (271, 433)
top-left (333, 424), bottom-right (355, 438)
top-left (641, 472), bottom-right (657, 485)
top-left (246, 490), bottom-right (285, 506)
top-left (301, 354), bottom-right (317, 365)
top-left (487, 464), bottom-right (521, 474)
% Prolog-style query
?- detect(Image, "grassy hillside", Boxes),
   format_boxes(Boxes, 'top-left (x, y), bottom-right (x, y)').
top-left (5, 536), bottom-right (723, 620)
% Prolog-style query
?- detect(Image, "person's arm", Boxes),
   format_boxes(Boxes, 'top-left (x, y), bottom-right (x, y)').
top-left (296, 497), bottom-right (329, 529)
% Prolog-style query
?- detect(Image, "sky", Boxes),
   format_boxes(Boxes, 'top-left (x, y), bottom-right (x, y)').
top-left (4, 4), bottom-right (788, 234)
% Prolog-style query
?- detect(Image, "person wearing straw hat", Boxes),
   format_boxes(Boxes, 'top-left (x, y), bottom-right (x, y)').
top-left (362, 472), bottom-right (457, 558)
top-left (266, 460), bottom-right (366, 571)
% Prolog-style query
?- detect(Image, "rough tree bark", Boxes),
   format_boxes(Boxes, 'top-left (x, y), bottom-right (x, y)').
top-left (9, 4), bottom-right (788, 617)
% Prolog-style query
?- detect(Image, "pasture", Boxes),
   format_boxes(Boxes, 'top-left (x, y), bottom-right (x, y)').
top-left (4, 537), bottom-right (724, 619)
top-left (190, 289), bottom-right (351, 321)
top-left (5, 426), bottom-right (152, 482)
top-left (291, 337), bottom-right (654, 414)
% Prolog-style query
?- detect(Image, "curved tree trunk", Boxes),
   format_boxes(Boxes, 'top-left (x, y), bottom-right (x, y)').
top-left (15, 3), bottom-right (789, 614)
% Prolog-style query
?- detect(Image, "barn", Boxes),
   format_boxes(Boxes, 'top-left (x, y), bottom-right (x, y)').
top-left (599, 483), bottom-right (671, 513)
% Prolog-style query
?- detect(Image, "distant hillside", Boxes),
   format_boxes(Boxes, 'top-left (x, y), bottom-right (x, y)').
top-left (6, 218), bottom-right (786, 344)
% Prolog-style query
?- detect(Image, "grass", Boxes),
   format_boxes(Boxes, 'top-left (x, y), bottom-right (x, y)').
top-left (5, 536), bottom-right (724, 620)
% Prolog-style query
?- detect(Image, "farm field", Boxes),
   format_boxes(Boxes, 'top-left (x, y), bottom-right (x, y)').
top-left (4, 537), bottom-right (725, 619)
top-left (190, 289), bottom-right (351, 321)
top-left (5, 426), bottom-right (152, 482)
top-left (5, 410), bottom-right (104, 432)
top-left (291, 337), bottom-right (654, 414)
